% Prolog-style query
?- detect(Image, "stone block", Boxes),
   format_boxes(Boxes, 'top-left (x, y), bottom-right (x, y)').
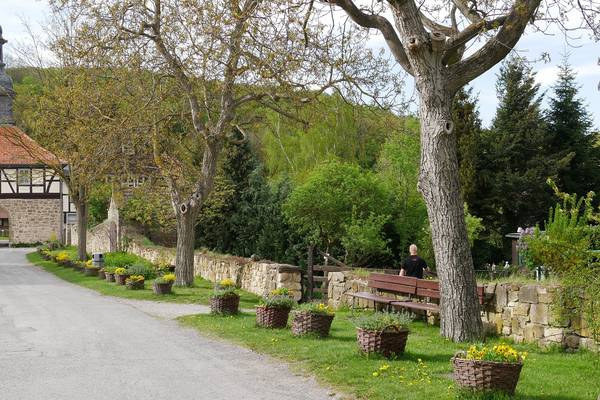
top-left (530, 303), bottom-right (549, 325)
top-left (515, 303), bottom-right (530, 317)
top-left (544, 327), bottom-right (565, 343)
top-left (519, 285), bottom-right (539, 304)
top-left (537, 287), bottom-right (554, 304)
top-left (580, 338), bottom-right (599, 352)
top-left (510, 335), bottom-right (524, 344)
top-left (502, 326), bottom-right (511, 336)
top-left (508, 288), bottom-right (520, 304)
top-left (484, 283), bottom-right (496, 295)
top-left (494, 284), bottom-right (508, 312)
top-left (523, 324), bottom-right (544, 342)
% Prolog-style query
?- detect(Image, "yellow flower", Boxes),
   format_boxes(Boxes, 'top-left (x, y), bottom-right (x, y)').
top-left (372, 372), bottom-right (380, 377)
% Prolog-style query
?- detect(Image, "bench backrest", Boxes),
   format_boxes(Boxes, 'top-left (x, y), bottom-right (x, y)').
top-left (368, 272), bottom-right (486, 304)
top-left (368, 273), bottom-right (417, 296)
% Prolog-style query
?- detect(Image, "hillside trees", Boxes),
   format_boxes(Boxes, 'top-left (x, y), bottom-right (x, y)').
top-left (319, 0), bottom-right (599, 341)
top-left (52, 0), bottom-right (395, 286)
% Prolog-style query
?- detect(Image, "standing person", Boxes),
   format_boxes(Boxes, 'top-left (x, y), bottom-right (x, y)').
top-left (400, 244), bottom-right (429, 279)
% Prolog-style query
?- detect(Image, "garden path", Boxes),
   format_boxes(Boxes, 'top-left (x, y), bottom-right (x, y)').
top-left (0, 248), bottom-right (340, 400)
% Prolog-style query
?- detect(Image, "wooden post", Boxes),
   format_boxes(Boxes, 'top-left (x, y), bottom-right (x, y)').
top-left (307, 244), bottom-right (314, 301)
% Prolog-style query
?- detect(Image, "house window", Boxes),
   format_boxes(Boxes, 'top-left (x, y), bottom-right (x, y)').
top-left (17, 169), bottom-right (31, 186)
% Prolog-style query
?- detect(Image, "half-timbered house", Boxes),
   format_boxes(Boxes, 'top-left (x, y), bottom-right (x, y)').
top-left (0, 26), bottom-right (71, 244)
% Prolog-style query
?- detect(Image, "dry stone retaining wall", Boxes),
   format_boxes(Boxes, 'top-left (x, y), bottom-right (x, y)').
top-left (0, 198), bottom-right (61, 244)
top-left (327, 271), bottom-right (598, 352)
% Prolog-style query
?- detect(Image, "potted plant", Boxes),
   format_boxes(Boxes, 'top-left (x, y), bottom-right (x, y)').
top-left (114, 267), bottom-right (130, 285)
top-left (104, 266), bottom-right (117, 282)
top-left (256, 288), bottom-right (295, 329)
top-left (153, 273), bottom-right (176, 295)
top-left (452, 344), bottom-right (527, 395)
top-left (82, 260), bottom-right (99, 276)
top-left (98, 267), bottom-right (106, 280)
top-left (353, 311), bottom-right (412, 358)
top-left (55, 251), bottom-right (71, 267)
top-left (210, 278), bottom-right (239, 315)
top-left (125, 275), bottom-right (145, 290)
top-left (291, 303), bottom-right (335, 337)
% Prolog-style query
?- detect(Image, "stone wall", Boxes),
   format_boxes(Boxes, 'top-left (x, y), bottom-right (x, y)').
top-left (327, 271), bottom-right (598, 351)
top-left (80, 221), bottom-right (303, 301)
top-left (0, 198), bottom-right (62, 244)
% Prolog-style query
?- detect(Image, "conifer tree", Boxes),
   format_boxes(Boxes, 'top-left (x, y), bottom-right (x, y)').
top-left (547, 58), bottom-right (600, 195)
top-left (472, 58), bottom-right (568, 248)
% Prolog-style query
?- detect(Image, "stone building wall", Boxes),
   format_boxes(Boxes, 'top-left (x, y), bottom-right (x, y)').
top-left (0, 198), bottom-right (61, 244)
top-left (327, 271), bottom-right (598, 351)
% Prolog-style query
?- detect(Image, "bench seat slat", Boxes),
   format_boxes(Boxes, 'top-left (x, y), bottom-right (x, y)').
top-left (392, 300), bottom-right (440, 313)
top-left (368, 280), bottom-right (417, 295)
top-left (416, 287), bottom-right (441, 299)
top-left (348, 291), bottom-right (396, 304)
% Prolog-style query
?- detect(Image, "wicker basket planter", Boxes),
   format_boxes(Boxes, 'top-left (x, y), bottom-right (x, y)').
top-left (84, 267), bottom-right (100, 277)
top-left (98, 270), bottom-right (106, 279)
top-left (115, 274), bottom-right (130, 285)
top-left (126, 279), bottom-right (145, 290)
top-left (210, 294), bottom-right (240, 314)
top-left (153, 282), bottom-right (174, 295)
top-left (105, 272), bottom-right (115, 282)
top-left (291, 311), bottom-right (334, 337)
top-left (256, 305), bottom-right (291, 328)
top-left (452, 355), bottom-right (523, 395)
top-left (73, 263), bottom-right (85, 272)
top-left (357, 327), bottom-right (410, 358)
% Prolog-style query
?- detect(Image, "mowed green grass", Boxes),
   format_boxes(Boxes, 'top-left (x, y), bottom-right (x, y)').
top-left (26, 252), bottom-right (261, 309)
top-left (180, 312), bottom-right (600, 400)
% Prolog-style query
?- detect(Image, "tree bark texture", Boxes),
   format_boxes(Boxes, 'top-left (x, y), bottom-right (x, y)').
top-left (418, 87), bottom-right (483, 342)
top-left (174, 204), bottom-right (200, 287)
top-left (75, 193), bottom-right (88, 262)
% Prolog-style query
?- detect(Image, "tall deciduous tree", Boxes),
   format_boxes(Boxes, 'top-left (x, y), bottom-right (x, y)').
top-left (52, 0), bottom-right (392, 286)
top-left (319, 0), bottom-right (599, 341)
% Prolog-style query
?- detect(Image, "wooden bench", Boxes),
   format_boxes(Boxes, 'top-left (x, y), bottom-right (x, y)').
top-left (349, 273), bottom-right (486, 315)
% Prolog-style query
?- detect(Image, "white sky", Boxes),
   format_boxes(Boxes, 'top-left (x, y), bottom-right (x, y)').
top-left (2, 0), bottom-right (599, 128)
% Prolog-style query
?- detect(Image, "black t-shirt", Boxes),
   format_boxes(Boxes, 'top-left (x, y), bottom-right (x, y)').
top-left (401, 256), bottom-right (427, 279)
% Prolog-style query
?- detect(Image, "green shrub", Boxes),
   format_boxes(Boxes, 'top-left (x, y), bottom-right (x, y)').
top-left (127, 263), bottom-right (157, 279)
top-left (352, 311), bottom-right (412, 332)
top-left (104, 252), bottom-right (153, 268)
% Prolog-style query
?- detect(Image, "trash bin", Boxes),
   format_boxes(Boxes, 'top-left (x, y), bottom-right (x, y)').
top-left (92, 253), bottom-right (104, 268)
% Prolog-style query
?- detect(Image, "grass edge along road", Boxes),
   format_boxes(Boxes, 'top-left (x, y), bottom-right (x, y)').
top-left (26, 252), bottom-right (261, 309)
top-left (179, 312), bottom-right (600, 400)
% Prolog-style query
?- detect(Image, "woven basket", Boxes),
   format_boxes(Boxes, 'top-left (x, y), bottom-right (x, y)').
top-left (83, 267), bottom-right (100, 277)
top-left (291, 312), bottom-right (334, 337)
top-left (74, 264), bottom-right (85, 273)
top-left (105, 272), bottom-right (115, 282)
top-left (452, 354), bottom-right (523, 395)
top-left (210, 294), bottom-right (240, 315)
top-left (126, 279), bottom-right (145, 290)
top-left (256, 305), bottom-right (291, 329)
top-left (115, 274), bottom-right (130, 285)
top-left (357, 327), bottom-right (410, 358)
top-left (98, 270), bottom-right (106, 279)
top-left (153, 282), bottom-right (173, 295)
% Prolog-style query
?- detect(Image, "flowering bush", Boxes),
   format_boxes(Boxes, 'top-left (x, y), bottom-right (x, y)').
top-left (126, 275), bottom-right (145, 283)
top-left (295, 302), bottom-right (334, 316)
top-left (259, 287), bottom-right (295, 309)
top-left (55, 251), bottom-right (70, 263)
top-left (465, 344), bottom-right (527, 363)
top-left (114, 267), bottom-right (128, 276)
top-left (212, 278), bottom-right (238, 298)
top-left (85, 260), bottom-right (95, 268)
top-left (103, 266), bottom-right (117, 274)
top-left (155, 273), bottom-right (176, 284)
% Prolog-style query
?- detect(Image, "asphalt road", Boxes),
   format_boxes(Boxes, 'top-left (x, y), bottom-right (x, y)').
top-left (0, 248), bottom-right (337, 400)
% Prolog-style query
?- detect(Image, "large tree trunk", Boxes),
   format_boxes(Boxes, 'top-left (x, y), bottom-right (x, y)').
top-left (75, 187), bottom-right (88, 262)
top-left (418, 86), bottom-right (483, 342)
top-left (174, 204), bottom-right (200, 287)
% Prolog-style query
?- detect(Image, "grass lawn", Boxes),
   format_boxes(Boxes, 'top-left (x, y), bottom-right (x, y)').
top-left (180, 312), bottom-right (600, 400)
top-left (26, 252), bottom-right (262, 309)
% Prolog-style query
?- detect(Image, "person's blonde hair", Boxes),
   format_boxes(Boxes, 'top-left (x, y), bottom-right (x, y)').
top-left (409, 244), bottom-right (418, 254)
